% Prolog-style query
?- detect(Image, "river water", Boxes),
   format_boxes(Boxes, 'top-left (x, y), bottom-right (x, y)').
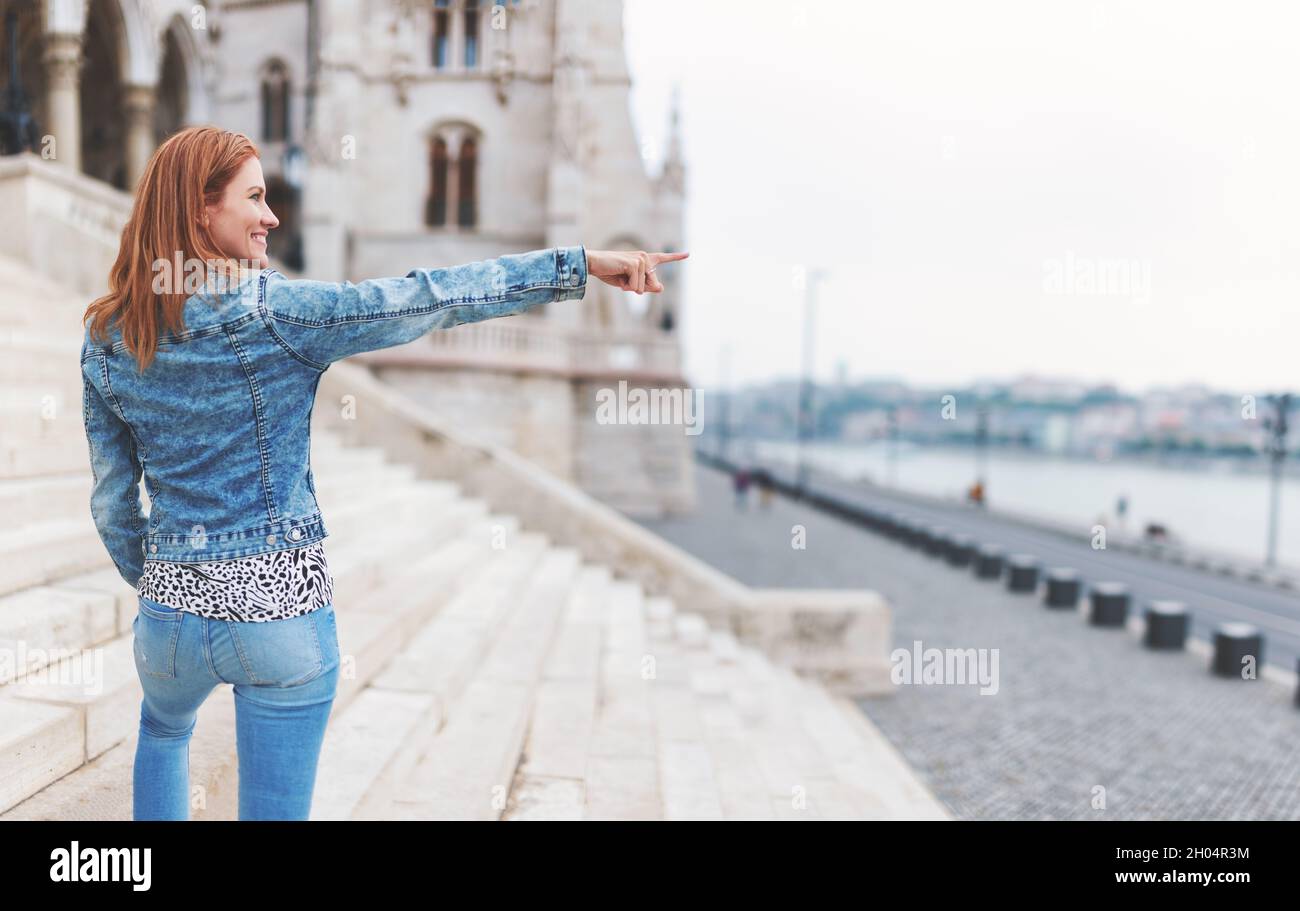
top-left (735, 439), bottom-right (1300, 569)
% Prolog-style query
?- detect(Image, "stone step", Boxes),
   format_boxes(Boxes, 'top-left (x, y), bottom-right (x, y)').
top-left (327, 497), bottom-right (492, 608)
top-left (640, 604), bottom-right (881, 820)
top-left (0, 382), bottom-right (77, 419)
top-left (500, 564), bottom-right (614, 821)
top-left (649, 608), bottom-right (728, 820)
top-left (339, 530), bottom-right (549, 821)
top-left (0, 450), bottom-right (427, 532)
top-left (310, 443), bottom-right (391, 475)
top-left (0, 301), bottom-right (84, 334)
top-left (314, 460), bottom-right (420, 497)
top-left (0, 517), bottom-right (107, 599)
top-left (0, 487), bottom-right (474, 700)
top-left (790, 673), bottom-right (952, 820)
top-left (384, 545), bottom-right (580, 822)
top-left (509, 573), bottom-right (674, 821)
top-left (0, 432), bottom-right (409, 520)
top-left (195, 509), bottom-right (524, 820)
top-left (356, 534), bottom-right (574, 819)
top-left (0, 576), bottom-right (124, 688)
top-left (0, 253), bottom-right (89, 304)
top-left (308, 527), bottom-right (522, 819)
top-left (0, 473), bottom-right (90, 521)
top-left (0, 409), bottom-right (87, 478)
top-left (700, 641), bottom-right (857, 820)
top-left (587, 579), bottom-right (672, 820)
top-left (0, 330), bottom-right (83, 382)
top-left (699, 636), bottom-right (947, 820)
top-left (0, 504), bottom-right (514, 820)
top-left (0, 466), bottom-right (450, 598)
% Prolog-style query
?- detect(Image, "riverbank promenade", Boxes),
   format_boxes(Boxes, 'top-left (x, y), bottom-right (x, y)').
top-left (634, 460), bottom-right (1300, 820)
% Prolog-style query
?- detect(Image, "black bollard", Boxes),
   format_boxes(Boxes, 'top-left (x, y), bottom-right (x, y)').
top-left (1044, 568), bottom-right (1081, 609)
top-left (924, 526), bottom-right (949, 557)
top-left (974, 544), bottom-right (1005, 579)
top-left (946, 534), bottom-right (976, 567)
top-left (1089, 582), bottom-right (1130, 627)
top-left (901, 519), bottom-right (923, 548)
top-left (915, 524), bottom-right (933, 553)
top-left (1006, 554), bottom-right (1040, 593)
top-left (1212, 622), bottom-right (1264, 679)
top-left (885, 512), bottom-right (905, 540)
top-left (1143, 600), bottom-right (1188, 650)
top-left (937, 528), bottom-right (959, 560)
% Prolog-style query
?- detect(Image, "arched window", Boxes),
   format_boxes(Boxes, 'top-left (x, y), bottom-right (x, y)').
top-left (260, 60), bottom-right (290, 142)
top-left (425, 137), bottom-right (448, 226)
top-left (154, 28), bottom-right (189, 144)
top-left (457, 136), bottom-right (477, 227)
top-left (432, 0), bottom-right (450, 68)
top-left (463, 0), bottom-right (480, 68)
top-left (425, 125), bottom-right (480, 230)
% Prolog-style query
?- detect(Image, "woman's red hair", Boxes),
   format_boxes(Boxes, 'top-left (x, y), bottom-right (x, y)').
top-left (84, 126), bottom-right (259, 373)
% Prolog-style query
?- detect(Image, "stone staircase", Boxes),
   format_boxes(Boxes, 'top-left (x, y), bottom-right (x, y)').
top-left (0, 251), bottom-right (950, 820)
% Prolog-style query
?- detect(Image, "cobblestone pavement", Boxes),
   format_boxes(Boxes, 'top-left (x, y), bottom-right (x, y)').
top-left (633, 461), bottom-right (1300, 820)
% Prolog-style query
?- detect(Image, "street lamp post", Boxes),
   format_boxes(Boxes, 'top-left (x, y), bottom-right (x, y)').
top-left (887, 404), bottom-right (898, 487)
top-left (1265, 393), bottom-right (1291, 568)
top-left (975, 404), bottom-right (989, 506)
top-left (794, 268), bottom-right (828, 496)
top-left (717, 343), bottom-right (732, 461)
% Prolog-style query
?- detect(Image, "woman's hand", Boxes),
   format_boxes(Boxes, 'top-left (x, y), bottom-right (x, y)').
top-left (586, 249), bottom-right (690, 294)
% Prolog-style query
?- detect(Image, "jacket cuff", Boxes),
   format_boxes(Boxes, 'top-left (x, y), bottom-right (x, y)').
top-left (556, 245), bottom-right (588, 300)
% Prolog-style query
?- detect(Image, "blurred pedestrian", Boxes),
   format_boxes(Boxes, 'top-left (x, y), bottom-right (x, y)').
top-left (734, 467), bottom-right (751, 510)
top-left (755, 468), bottom-right (774, 509)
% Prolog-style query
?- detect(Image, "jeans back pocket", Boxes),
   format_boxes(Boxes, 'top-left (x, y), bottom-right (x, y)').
top-left (134, 597), bottom-right (182, 679)
top-left (230, 609), bottom-right (326, 687)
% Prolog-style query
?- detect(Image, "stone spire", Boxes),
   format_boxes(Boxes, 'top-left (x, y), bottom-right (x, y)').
top-left (659, 82), bottom-right (685, 196)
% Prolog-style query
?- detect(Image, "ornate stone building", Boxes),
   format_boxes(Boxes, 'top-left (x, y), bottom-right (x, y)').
top-left (0, 0), bottom-right (695, 516)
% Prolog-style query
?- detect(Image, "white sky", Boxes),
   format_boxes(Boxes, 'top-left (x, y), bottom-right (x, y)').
top-left (623, 0), bottom-right (1300, 396)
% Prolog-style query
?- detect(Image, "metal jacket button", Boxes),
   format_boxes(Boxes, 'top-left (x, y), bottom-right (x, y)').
top-left (150, 544), bottom-right (158, 553)
top-left (266, 533), bottom-right (277, 544)
top-left (289, 528), bottom-right (302, 540)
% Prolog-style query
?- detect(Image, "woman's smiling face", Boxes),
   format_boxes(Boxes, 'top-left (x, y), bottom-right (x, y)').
top-left (203, 156), bottom-right (279, 268)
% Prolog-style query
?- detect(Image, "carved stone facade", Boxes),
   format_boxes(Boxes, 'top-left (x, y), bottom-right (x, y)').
top-left (1, 0), bottom-right (694, 516)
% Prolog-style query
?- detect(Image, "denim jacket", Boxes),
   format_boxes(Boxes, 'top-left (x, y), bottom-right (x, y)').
top-left (80, 245), bottom-right (587, 588)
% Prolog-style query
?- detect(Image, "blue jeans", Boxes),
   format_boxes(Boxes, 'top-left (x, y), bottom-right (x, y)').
top-left (131, 596), bottom-right (340, 820)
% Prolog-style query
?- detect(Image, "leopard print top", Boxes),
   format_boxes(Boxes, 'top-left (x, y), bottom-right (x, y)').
top-left (136, 541), bottom-right (334, 623)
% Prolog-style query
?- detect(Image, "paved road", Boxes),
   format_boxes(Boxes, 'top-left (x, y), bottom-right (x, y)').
top-left (738, 456), bottom-right (1300, 675)
top-left (633, 459), bottom-right (1300, 820)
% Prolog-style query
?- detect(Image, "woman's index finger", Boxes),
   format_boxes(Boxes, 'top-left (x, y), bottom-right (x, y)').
top-left (651, 251), bottom-right (690, 265)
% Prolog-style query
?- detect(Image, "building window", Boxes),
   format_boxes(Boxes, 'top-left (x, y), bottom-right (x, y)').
top-left (425, 126), bottom-right (480, 230)
top-left (432, 0), bottom-right (450, 68)
top-left (425, 137), bottom-right (448, 226)
top-left (457, 136), bottom-right (477, 227)
top-left (260, 60), bottom-right (290, 142)
top-left (464, 0), bottom-right (479, 68)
